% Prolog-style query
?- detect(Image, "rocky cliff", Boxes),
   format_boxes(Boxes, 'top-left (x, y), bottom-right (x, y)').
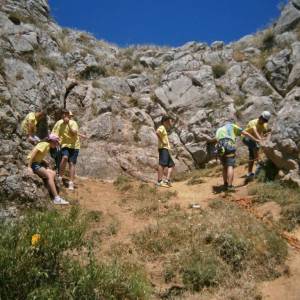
top-left (0, 0), bottom-right (300, 205)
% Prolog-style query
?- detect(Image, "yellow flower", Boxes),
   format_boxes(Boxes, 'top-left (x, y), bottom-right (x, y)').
top-left (31, 234), bottom-right (41, 247)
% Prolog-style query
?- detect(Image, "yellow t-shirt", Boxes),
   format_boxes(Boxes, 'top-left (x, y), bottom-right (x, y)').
top-left (21, 112), bottom-right (37, 135)
top-left (244, 119), bottom-right (268, 138)
top-left (156, 125), bottom-right (170, 150)
top-left (52, 119), bottom-right (80, 149)
top-left (28, 142), bottom-right (50, 163)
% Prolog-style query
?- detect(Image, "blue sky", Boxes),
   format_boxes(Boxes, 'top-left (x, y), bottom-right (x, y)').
top-left (48, 0), bottom-right (286, 47)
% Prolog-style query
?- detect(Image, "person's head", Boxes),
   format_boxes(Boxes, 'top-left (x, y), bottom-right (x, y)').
top-left (62, 109), bottom-right (70, 123)
top-left (161, 115), bottom-right (173, 129)
top-left (258, 111), bottom-right (271, 124)
top-left (35, 110), bottom-right (46, 120)
top-left (47, 134), bottom-right (60, 148)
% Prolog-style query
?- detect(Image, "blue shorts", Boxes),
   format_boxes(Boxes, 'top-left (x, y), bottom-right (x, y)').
top-left (243, 137), bottom-right (259, 160)
top-left (159, 148), bottom-right (175, 168)
top-left (220, 156), bottom-right (236, 167)
top-left (31, 162), bottom-right (43, 172)
top-left (61, 147), bottom-right (79, 164)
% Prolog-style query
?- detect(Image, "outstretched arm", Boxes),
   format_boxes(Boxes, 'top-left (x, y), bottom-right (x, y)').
top-left (78, 132), bottom-right (88, 139)
top-left (241, 130), bottom-right (260, 143)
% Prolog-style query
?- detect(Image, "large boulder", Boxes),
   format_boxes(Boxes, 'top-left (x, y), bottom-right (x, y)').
top-left (264, 49), bottom-right (292, 95)
top-left (264, 88), bottom-right (300, 185)
top-left (274, 1), bottom-right (300, 34)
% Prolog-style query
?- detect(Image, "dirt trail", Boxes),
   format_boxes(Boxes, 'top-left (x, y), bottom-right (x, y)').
top-left (260, 228), bottom-right (300, 300)
top-left (62, 165), bottom-right (300, 300)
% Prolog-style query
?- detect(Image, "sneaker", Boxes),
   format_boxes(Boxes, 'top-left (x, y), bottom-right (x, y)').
top-left (156, 181), bottom-right (170, 188)
top-left (226, 185), bottom-right (235, 192)
top-left (163, 179), bottom-right (172, 187)
top-left (245, 173), bottom-right (255, 183)
top-left (53, 196), bottom-right (69, 205)
top-left (68, 181), bottom-right (74, 191)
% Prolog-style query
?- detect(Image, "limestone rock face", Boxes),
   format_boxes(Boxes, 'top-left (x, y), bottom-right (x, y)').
top-left (274, 1), bottom-right (300, 34)
top-left (1, 0), bottom-right (300, 205)
top-left (263, 88), bottom-right (300, 185)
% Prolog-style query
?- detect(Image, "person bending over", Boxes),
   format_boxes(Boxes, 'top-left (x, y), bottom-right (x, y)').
top-left (27, 134), bottom-right (69, 205)
top-left (21, 110), bottom-right (46, 145)
top-left (242, 111), bottom-right (271, 179)
top-left (216, 122), bottom-right (259, 191)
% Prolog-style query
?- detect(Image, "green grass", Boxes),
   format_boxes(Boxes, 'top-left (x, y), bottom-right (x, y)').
top-left (79, 65), bottom-right (107, 80)
top-left (132, 202), bottom-right (287, 293)
top-left (0, 207), bottom-right (151, 300)
top-left (122, 183), bottom-right (177, 217)
top-left (249, 181), bottom-right (300, 230)
top-left (173, 166), bottom-right (222, 182)
top-left (212, 63), bottom-right (227, 79)
top-left (113, 174), bottom-right (133, 192)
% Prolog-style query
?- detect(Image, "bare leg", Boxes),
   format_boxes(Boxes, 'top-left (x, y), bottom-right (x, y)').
top-left (222, 166), bottom-right (227, 185)
top-left (59, 156), bottom-right (68, 177)
top-left (227, 166), bottom-right (234, 186)
top-left (158, 165), bottom-right (165, 181)
top-left (166, 166), bottom-right (174, 181)
top-left (35, 168), bottom-right (58, 198)
top-left (69, 162), bottom-right (76, 182)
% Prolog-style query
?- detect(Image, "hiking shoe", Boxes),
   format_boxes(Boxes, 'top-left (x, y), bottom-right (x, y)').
top-left (226, 185), bottom-right (235, 192)
top-left (53, 196), bottom-right (69, 205)
top-left (245, 173), bottom-right (255, 184)
top-left (163, 179), bottom-right (172, 187)
top-left (68, 181), bottom-right (74, 191)
top-left (156, 181), bottom-right (170, 188)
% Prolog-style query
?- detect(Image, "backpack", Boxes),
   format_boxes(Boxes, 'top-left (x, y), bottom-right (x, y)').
top-left (216, 138), bottom-right (236, 157)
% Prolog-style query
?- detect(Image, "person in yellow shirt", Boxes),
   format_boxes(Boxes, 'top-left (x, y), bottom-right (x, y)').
top-left (242, 111), bottom-right (271, 179)
top-left (156, 115), bottom-right (175, 187)
top-left (52, 109), bottom-right (81, 190)
top-left (27, 134), bottom-right (69, 205)
top-left (21, 111), bottom-right (46, 144)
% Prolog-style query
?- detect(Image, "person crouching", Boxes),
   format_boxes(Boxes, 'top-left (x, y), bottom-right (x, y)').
top-left (27, 134), bottom-right (69, 205)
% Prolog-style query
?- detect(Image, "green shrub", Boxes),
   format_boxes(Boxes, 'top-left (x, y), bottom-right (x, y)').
top-left (261, 29), bottom-right (275, 51)
top-left (282, 203), bottom-right (300, 231)
top-left (79, 65), bottom-right (107, 80)
top-left (212, 63), bottom-right (227, 79)
top-left (214, 233), bottom-right (250, 271)
top-left (38, 56), bottom-right (60, 72)
top-left (0, 207), bottom-right (151, 300)
top-left (182, 253), bottom-right (221, 292)
top-left (256, 159), bottom-right (279, 182)
top-left (0, 207), bottom-right (86, 299)
top-left (113, 174), bottom-right (133, 192)
top-left (233, 94), bottom-right (247, 107)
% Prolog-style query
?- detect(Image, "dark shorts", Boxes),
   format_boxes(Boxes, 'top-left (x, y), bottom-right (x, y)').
top-left (159, 148), bottom-right (175, 168)
top-left (31, 162), bottom-right (43, 172)
top-left (243, 137), bottom-right (259, 160)
top-left (220, 156), bottom-right (236, 167)
top-left (61, 147), bottom-right (79, 164)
